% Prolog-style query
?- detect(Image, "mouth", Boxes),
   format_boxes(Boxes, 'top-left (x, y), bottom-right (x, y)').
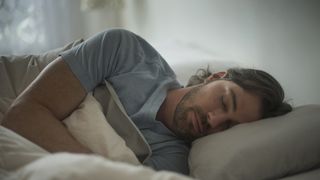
top-left (191, 110), bottom-right (204, 135)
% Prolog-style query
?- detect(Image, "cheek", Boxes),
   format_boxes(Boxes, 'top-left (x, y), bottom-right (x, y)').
top-left (197, 95), bottom-right (220, 112)
top-left (174, 109), bottom-right (195, 134)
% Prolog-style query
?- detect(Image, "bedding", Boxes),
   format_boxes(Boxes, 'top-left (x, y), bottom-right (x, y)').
top-left (0, 96), bottom-right (192, 180)
top-left (93, 82), bottom-right (151, 162)
top-left (1, 39), bottom-right (320, 180)
top-left (63, 93), bottom-right (140, 165)
top-left (5, 153), bottom-right (193, 180)
top-left (189, 105), bottom-right (320, 180)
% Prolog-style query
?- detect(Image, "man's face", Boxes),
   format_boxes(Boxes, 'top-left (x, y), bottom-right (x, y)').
top-left (172, 79), bottom-right (262, 141)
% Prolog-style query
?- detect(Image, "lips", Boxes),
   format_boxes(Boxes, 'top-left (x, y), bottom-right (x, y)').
top-left (192, 110), bottom-right (203, 135)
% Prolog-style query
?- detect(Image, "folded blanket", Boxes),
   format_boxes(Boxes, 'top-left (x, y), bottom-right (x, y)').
top-left (63, 94), bottom-right (140, 165)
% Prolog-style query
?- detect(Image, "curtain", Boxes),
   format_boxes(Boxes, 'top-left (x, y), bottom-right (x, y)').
top-left (0, 0), bottom-right (84, 55)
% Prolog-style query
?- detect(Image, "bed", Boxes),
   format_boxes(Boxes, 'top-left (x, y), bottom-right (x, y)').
top-left (1, 39), bottom-right (320, 180)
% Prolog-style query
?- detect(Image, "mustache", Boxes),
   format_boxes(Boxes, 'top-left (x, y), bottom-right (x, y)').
top-left (192, 106), bottom-right (210, 134)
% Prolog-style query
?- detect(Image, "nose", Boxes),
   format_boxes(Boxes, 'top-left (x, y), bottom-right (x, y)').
top-left (206, 110), bottom-right (228, 130)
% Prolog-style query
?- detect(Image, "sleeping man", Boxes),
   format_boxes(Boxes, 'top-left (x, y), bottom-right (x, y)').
top-left (2, 29), bottom-right (292, 175)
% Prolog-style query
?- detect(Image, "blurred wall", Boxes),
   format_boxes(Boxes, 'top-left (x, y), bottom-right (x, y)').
top-left (81, 0), bottom-right (320, 106)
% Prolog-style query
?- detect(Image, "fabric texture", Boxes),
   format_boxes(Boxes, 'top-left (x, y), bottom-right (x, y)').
top-left (7, 153), bottom-right (194, 180)
top-left (60, 28), bottom-right (190, 174)
top-left (93, 82), bottom-right (151, 163)
top-left (189, 105), bottom-right (320, 180)
top-left (279, 168), bottom-right (320, 180)
top-left (63, 93), bottom-right (140, 165)
top-left (0, 126), bottom-right (49, 171)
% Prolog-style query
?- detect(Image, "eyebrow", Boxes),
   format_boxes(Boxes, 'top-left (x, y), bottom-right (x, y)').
top-left (230, 89), bottom-right (237, 112)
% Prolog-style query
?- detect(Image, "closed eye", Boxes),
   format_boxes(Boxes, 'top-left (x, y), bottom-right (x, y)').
top-left (221, 96), bottom-right (227, 111)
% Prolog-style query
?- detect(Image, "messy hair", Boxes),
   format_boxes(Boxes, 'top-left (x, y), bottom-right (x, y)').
top-left (186, 67), bottom-right (292, 118)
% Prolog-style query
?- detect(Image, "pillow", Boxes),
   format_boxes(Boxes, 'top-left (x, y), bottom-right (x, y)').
top-left (189, 105), bottom-right (320, 180)
top-left (63, 94), bottom-right (140, 165)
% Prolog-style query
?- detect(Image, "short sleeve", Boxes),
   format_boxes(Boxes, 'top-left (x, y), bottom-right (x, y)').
top-left (144, 143), bottom-right (190, 175)
top-left (60, 29), bottom-right (160, 92)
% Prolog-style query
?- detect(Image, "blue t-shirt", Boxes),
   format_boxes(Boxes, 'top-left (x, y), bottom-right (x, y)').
top-left (60, 29), bottom-right (190, 174)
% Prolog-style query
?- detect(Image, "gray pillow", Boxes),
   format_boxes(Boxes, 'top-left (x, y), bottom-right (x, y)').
top-left (189, 105), bottom-right (320, 180)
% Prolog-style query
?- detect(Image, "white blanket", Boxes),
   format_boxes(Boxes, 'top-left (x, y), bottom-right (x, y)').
top-left (63, 94), bottom-right (140, 165)
top-left (5, 153), bottom-right (193, 180)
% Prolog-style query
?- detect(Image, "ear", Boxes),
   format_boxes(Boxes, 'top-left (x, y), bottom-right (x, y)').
top-left (205, 71), bottom-right (228, 82)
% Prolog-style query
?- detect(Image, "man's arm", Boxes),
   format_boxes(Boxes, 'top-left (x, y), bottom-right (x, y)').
top-left (2, 57), bottom-right (91, 153)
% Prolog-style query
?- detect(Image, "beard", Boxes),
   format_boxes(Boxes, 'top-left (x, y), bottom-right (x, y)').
top-left (172, 85), bottom-right (209, 141)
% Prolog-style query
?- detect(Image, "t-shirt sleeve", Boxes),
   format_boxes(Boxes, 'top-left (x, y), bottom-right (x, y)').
top-left (60, 29), bottom-right (162, 92)
top-left (143, 144), bottom-right (190, 175)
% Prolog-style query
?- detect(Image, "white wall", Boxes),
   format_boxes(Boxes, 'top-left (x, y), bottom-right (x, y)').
top-left (81, 0), bottom-right (320, 106)
top-left (118, 0), bottom-right (320, 106)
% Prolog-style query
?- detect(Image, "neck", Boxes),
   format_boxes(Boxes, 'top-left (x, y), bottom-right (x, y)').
top-left (156, 86), bottom-right (194, 130)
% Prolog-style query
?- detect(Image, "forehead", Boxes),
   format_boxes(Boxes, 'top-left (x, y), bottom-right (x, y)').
top-left (204, 79), bottom-right (238, 90)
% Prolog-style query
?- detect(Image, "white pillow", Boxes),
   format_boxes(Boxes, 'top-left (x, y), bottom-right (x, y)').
top-left (63, 94), bottom-right (140, 165)
top-left (189, 105), bottom-right (320, 180)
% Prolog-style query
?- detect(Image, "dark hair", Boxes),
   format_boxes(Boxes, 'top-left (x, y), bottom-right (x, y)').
top-left (186, 67), bottom-right (292, 118)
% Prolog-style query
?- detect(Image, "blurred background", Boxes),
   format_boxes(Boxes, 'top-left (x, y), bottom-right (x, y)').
top-left (0, 0), bottom-right (319, 106)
